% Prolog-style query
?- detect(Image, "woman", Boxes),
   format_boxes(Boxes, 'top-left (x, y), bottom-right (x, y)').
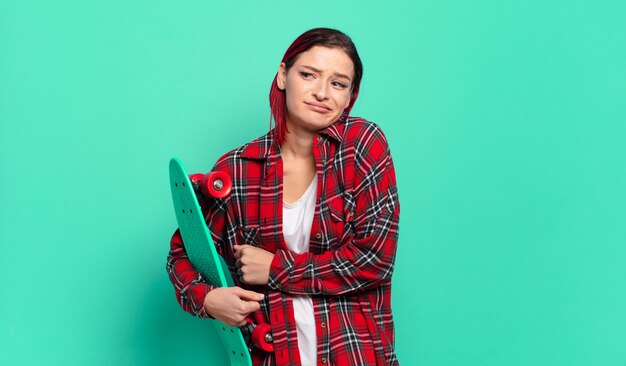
top-left (167, 28), bottom-right (400, 365)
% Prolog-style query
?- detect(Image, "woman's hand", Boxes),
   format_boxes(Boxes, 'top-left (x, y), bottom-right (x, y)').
top-left (233, 244), bottom-right (275, 285)
top-left (203, 287), bottom-right (264, 327)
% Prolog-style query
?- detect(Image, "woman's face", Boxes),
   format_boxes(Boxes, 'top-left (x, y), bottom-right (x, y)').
top-left (278, 46), bottom-right (354, 134)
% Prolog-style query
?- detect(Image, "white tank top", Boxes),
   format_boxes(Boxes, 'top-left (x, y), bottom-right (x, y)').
top-left (282, 178), bottom-right (318, 365)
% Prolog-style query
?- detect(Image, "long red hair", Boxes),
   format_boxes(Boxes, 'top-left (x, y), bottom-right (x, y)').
top-left (269, 28), bottom-right (363, 143)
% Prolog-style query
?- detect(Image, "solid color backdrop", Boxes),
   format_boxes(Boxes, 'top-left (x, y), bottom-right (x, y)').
top-left (1, 1), bottom-right (625, 365)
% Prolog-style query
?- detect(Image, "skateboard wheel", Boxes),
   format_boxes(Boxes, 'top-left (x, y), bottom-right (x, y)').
top-left (189, 171), bottom-right (232, 199)
top-left (251, 323), bottom-right (274, 352)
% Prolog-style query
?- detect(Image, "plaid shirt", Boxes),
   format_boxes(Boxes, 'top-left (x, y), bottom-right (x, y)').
top-left (167, 117), bottom-right (400, 365)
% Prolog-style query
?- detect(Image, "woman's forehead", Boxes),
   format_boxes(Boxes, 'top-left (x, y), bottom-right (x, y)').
top-left (292, 46), bottom-right (354, 78)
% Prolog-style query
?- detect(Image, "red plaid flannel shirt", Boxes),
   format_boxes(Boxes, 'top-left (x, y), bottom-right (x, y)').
top-left (167, 117), bottom-right (400, 365)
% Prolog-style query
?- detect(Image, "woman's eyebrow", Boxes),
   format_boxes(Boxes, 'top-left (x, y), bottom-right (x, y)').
top-left (301, 65), bottom-right (352, 82)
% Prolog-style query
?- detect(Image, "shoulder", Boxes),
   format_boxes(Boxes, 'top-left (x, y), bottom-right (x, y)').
top-left (340, 117), bottom-right (391, 163)
top-left (342, 116), bottom-right (385, 134)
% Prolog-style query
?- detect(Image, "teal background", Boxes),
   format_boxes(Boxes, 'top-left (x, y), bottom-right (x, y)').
top-left (1, 1), bottom-right (625, 365)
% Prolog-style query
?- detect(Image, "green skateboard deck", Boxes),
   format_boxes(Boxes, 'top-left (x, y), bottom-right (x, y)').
top-left (169, 157), bottom-right (252, 366)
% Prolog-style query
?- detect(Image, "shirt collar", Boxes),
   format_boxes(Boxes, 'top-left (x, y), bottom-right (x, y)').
top-left (319, 120), bottom-right (345, 143)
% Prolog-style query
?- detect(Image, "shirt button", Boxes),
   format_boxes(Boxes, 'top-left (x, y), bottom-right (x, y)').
top-left (317, 136), bottom-right (322, 142)
top-left (315, 232), bottom-right (322, 239)
top-left (321, 159), bottom-right (326, 165)
top-left (322, 357), bottom-right (327, 363)
top-left (321, 322), bottom-right (326, 328)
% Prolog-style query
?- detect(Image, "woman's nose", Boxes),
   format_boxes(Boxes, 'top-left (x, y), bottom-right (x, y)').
top-left (312, 80), bottom-right (328, 100)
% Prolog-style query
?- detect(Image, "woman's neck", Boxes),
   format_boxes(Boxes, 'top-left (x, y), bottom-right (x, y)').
top-left (281, 120), bottom-right (315, 160)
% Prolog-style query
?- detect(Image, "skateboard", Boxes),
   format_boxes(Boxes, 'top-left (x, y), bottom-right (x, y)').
top-left (169, 157), bottom-right (273, 366)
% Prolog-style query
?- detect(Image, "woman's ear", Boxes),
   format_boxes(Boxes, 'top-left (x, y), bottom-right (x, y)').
top-left (277, 62), bottom-right (287, 90)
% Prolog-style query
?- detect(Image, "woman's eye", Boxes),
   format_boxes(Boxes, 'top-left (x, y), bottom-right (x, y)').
top-left (332, 81), bottom-right (348, 89)
top-left (299, 71), bottom-right (313, 78)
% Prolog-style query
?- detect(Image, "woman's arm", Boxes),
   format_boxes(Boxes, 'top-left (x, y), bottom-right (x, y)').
top-left (166, 228), bottom-right (217, 318)
top-left (269, 126), bottom-right (400, 296)
top-left (165, 187), bottom-right (228, 318)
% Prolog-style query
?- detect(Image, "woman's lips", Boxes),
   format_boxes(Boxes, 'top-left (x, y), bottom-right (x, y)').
top-left (304, 101), bottom-right (331, 113)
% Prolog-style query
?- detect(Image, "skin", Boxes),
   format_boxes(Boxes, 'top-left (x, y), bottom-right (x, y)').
top-left (204, 46), bottom-right (355, 325)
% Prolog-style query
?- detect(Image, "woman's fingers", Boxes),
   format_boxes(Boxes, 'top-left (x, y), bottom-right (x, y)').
top-left (240, 299), bottom-right (261, 314)
top-left (232, 246), bottom-right (274, 285)
top-left (204, 287), bottom-right (264, 327)
top-left (233, 286), bottom-right (265, 301)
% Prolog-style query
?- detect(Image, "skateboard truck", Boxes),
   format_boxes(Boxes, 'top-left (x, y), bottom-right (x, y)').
top-left (189, 171), bottom-right (232, 199)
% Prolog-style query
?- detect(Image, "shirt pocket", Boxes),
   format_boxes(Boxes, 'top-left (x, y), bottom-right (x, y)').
top-left (327, 189), bottom-right (356, 246)
top-left (236, 225), bottom-right (261, 246)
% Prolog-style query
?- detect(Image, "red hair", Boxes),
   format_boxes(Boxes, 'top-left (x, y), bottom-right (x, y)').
top-left (269, 28), bottom-right (363, 143)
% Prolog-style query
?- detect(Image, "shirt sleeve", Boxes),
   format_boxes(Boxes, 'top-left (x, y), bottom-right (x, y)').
top-left (268, 125), bottom-right (400, 296)
top-left (165, 168), bottom-right (230, 318)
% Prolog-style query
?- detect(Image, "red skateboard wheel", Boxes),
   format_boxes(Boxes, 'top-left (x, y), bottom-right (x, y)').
top-left (251, 323), bottom-right (274, 352)
top-left (189, 171), bottom-right (232, 199)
